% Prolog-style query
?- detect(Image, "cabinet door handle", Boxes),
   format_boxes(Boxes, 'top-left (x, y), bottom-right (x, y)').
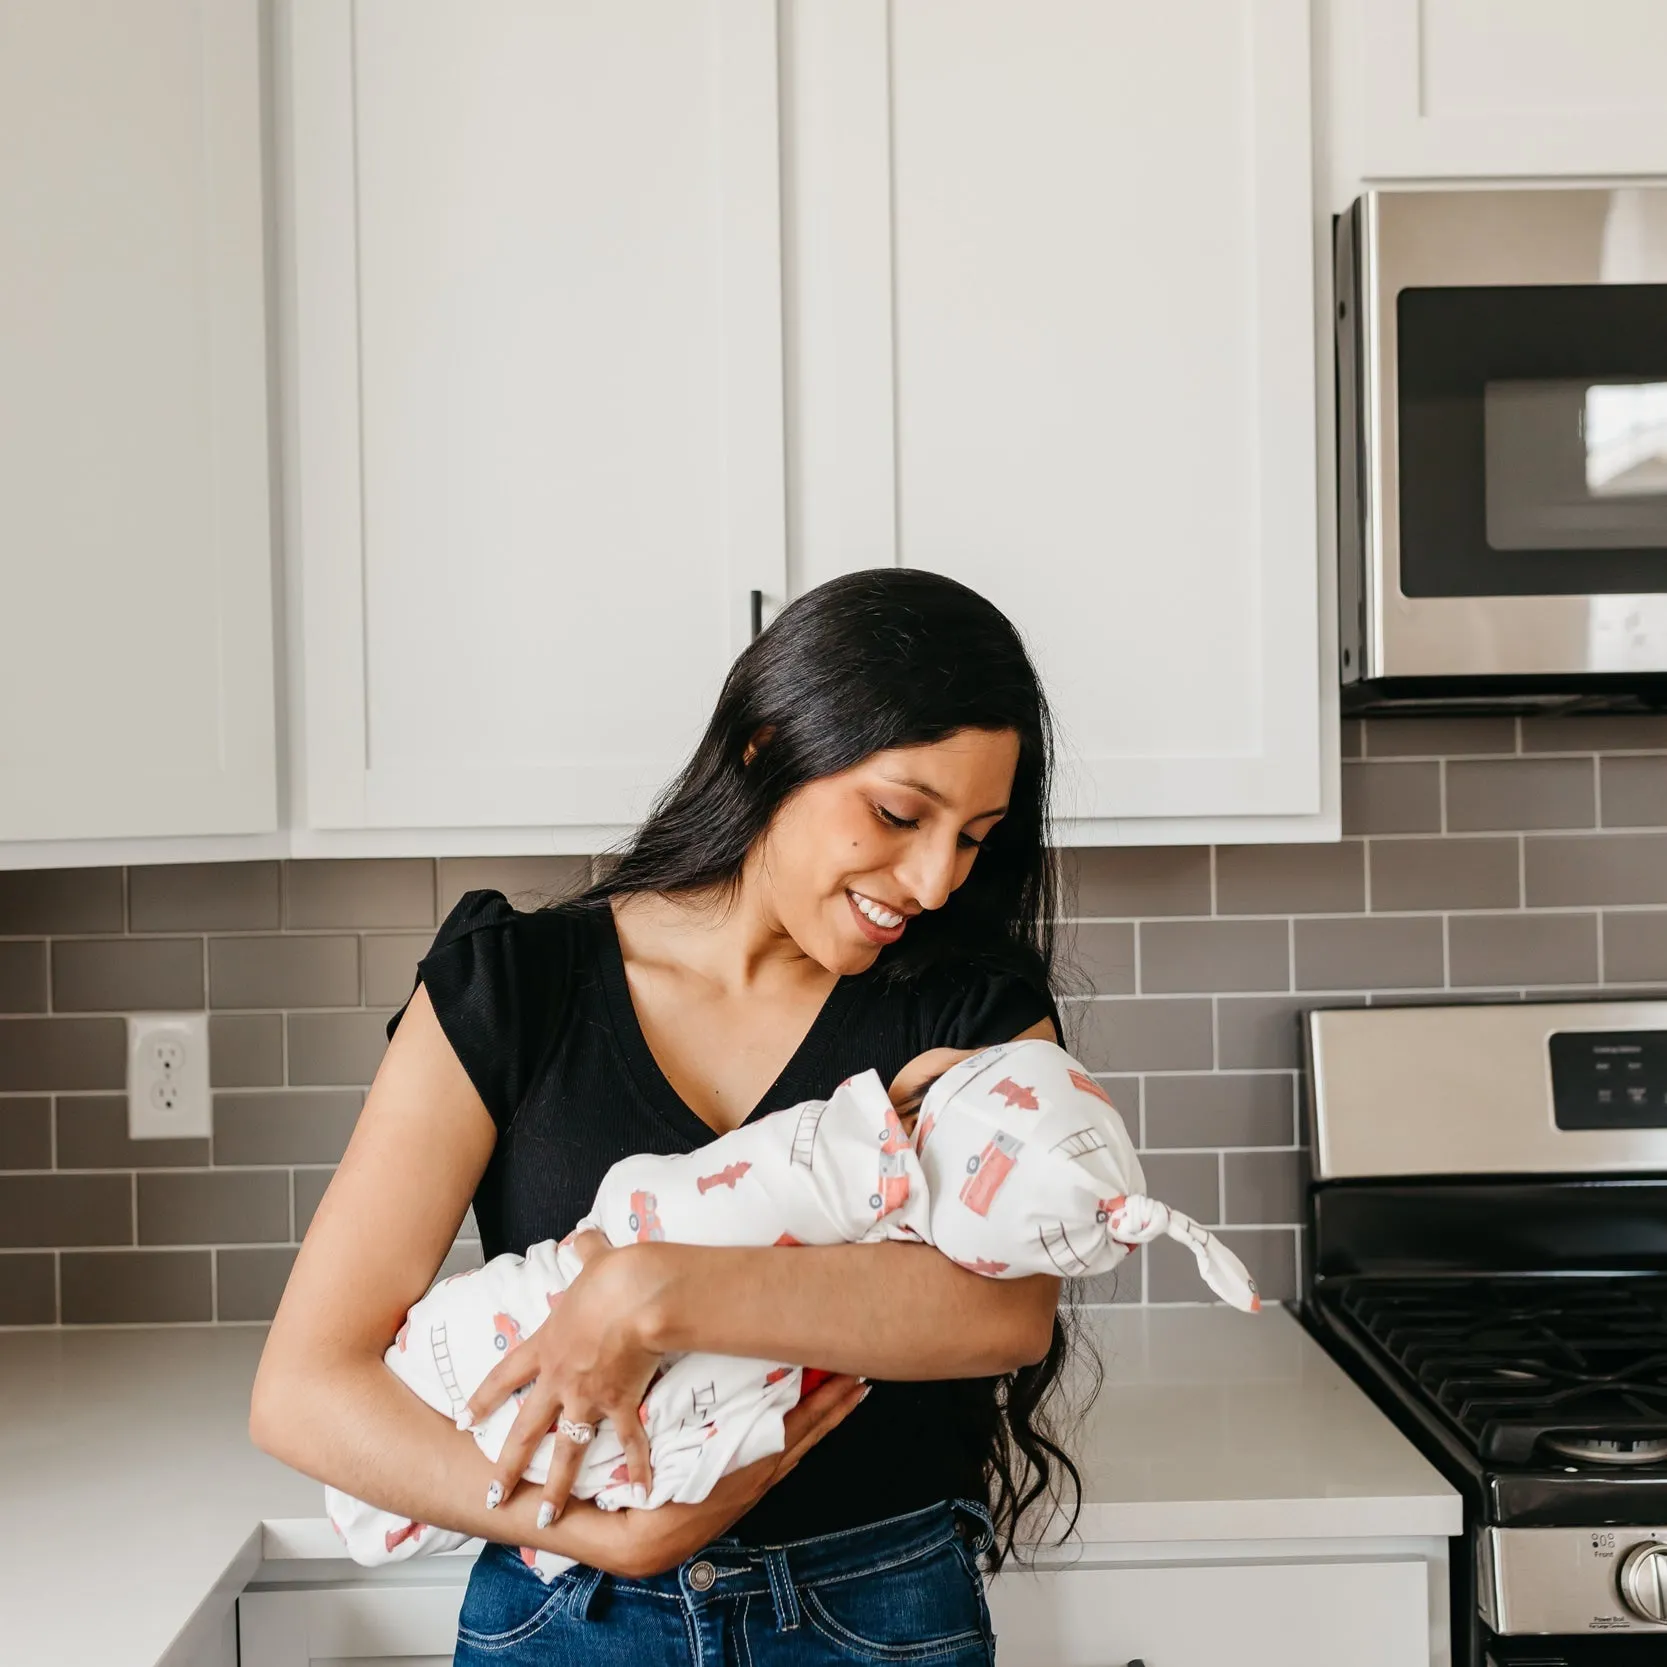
top-left (749, 589), bottom-right (764, 640)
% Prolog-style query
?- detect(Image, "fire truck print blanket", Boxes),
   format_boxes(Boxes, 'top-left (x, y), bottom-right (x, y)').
top-left (326, 1038), bottom-right (1259, 1579)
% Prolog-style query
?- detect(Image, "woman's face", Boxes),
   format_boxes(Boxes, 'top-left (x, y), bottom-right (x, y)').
top-left (752, 727), bottom-right (1022, 975)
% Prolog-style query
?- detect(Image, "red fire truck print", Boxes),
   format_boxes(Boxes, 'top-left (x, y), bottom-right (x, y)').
top-left (492, 1312), bottom-right (522, 1352)
top-left (696, 1161), bottom-right (752, 1194)
top-left (1069, 1068), bottom-right (1116, 1108)
top-left (870, 1102), bottom-right (913, 1218)
top-left (384, 1520), bottom-right (425, 1553)
top-left (991, 1077), bottom-right (1039, 1111)
top-left (519, 1545), bottom-right (540, 1570)
top-left (914, 1107), bottom-right (938, 1154)
top-left (628, 1190), bottom-right (666, 1243)
top-left (764, 1365), bottom-right (793, 1387)
top-left (951, 1255), bottom-right (1012, 1276)
top-left (960, 1129), bottom-right (1023, 1216)
top-left (395, 1319), bottom-right (410, 1352)
top-left (774, 1231), bottom-right (804, 1247)
top-left (610, 1461), bottom-right (632, 1485)
top-left (545, 1289), bottom-right (564, 1312)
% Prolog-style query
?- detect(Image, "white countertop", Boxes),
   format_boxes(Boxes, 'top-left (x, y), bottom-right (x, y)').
top-left (0, 1307), bottom-right (1460, 1667)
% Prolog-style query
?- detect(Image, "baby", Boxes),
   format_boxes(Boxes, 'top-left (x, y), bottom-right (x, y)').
top-left (326, 1038), bottom-right (1258, 1578)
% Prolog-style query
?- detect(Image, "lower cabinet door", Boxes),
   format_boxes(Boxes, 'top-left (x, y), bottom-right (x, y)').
top-left (237, 1585), bottom-right (464, 1667)
top-left (985, 1557), bottom-right (1430, 1667)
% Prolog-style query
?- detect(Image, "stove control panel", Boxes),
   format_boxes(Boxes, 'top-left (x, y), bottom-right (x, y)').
top-left (1481, 1528), bottom-right (1667, 1634)
top-left (1550, 1031), bottom-right (1667, 1131)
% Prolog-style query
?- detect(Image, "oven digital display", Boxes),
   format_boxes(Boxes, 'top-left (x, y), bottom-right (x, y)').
top-left (1550, 1030), bottom-right (1667, 1129)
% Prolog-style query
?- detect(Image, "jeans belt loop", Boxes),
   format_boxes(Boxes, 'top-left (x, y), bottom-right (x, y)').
top-left (952, 1495), bottom-right (997, 1558)
top-left (761, 1546), bottom-right (802, 1631)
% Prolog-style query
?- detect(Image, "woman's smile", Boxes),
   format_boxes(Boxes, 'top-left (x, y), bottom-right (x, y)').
top-left (847, 888), bottom-right (908, 945)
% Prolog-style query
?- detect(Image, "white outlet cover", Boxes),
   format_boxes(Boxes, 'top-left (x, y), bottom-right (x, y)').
top-left (128, 1012), bottom-right (212, 1140)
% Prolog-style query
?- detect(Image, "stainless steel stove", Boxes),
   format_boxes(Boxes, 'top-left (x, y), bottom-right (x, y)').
top-left (1302, 1000), bottom-right (1667, 1667)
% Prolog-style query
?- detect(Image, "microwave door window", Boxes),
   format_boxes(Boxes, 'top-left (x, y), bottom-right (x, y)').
top-left (1396, 282), bottom-right (1667, 598)
top-left (1485, 379), bottom-right (1667, 551)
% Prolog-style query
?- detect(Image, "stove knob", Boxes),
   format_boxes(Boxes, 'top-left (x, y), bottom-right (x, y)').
top-left (1618, 1541), bottom-right (1667, 1624)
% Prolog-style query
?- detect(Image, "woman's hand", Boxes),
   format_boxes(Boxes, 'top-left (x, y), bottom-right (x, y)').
top-left (464, 1229), bottom-right (665, 1527)
top-left (576, 1373), bottom-right (867, 1579)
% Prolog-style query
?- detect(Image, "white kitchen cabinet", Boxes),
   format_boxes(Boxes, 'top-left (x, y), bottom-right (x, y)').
top-left (0, 0), bottom-right (276, 844)
top-left (1349, 0), bottom-right (1667, 180)
top-left (987, 1554), bottom-right (1430, 1666)
top-left (785, 0), bottom-right (1328, 836)
top-left (280, 0), bottom-right (786, 844)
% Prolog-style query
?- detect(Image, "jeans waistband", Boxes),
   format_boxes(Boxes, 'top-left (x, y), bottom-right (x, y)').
top-left (708, 1496), bottom-right (995, 1588)
top-left (556, 1497), bottom-right (996, 1627)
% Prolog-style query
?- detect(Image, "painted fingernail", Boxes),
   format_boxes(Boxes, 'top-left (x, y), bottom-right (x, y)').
top-left (536, 1501), bottom-right (555, 1530)
top-left (485, 1479), bottom-right (504, 1510)
top-left (631, 1484), bottom-right (649, 1507)
top-left (456, 1407), bottom-right (474, 1432)
top-left (858, 1385), bottom-right (872, 1402)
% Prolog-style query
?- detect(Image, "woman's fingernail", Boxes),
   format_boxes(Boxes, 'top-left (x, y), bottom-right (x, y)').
top-left (456, 1407), bottom-right (474, 1432)
top-left (858, 1384), bottom-right (872, 1402)
top-left (631, 1484), bottom-right (649, 1508)
top-left (485, 1480), bottom-right (503, 1510)
top-left (855, 1375), bottom-right (869, 1385)
top-left (536, 1501), bottom-right (555, 1530)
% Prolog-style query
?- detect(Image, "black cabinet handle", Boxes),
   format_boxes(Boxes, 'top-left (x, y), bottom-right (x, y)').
top-left (749, 590), bottom-right (764, 640)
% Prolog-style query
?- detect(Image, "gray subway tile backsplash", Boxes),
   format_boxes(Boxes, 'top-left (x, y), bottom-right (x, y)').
top-left (1601, 911), bottom-right (1667, 985)
top-left (0, 1098), bottom-right (52, 1169)
top-left (1447, 911), bottom-right (1599, 988)
top-left (137, 1170), bottom-right (290, 1246)
top-left (1214, 842), bottom-right (1364, 916)
top-left (1368, 837), bottom-right (1520, 912)
top-left (1601, 756), bottom-right (1667, 829)
top-left (286, 859), bottom-right (435, 930)
top-left (0, 868), bottom-right (123, 935)
top-left (209, 935), bottom-right (360, 1010)
top-left (1341, 761), bottom-right (1441, 835)
top-left (8, 718), bottom-right (1667, 1323)
top-left (60, 1249), bottom-right (212, 1324)
top-left (0, 942), bottom-right (47, 1013)
top-left (0, 1254), bottom-right (56, 1324)
top-left (56, 1096), bottom-right (209, 1170)
top-left (1445, 758), bottom-right (1596, 833)
top-left (213, 1089), bottom-right (364, 1167)
top-left (129, 862), bottom-right (282, 933)
top-left (1140, 918), bottom-right (1289, 994)
top-left (0, 1017), bottom-right (126, 1092)
top-left (1525, 832), bottom-right (1667, 907)
top-left (51, 937), bottom-right (205, 1012)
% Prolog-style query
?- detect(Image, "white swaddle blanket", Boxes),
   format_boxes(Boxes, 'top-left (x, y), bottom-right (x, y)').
top-left (326, 1039), bottom-right (1258, 1578)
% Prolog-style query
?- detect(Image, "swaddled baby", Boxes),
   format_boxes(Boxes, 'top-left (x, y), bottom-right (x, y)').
top-left (326, 1039), bottom-right (1258, 1578)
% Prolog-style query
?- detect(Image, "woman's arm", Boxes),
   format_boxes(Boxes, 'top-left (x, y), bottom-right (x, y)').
top-left (632, 1241), bottom-right (1057, 1378)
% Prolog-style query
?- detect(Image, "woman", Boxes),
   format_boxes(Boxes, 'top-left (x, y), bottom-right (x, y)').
top-left (251, 568), bottom-right (1082, 1665)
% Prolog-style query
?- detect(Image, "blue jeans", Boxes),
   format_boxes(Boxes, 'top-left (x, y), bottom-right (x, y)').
top-left (451, 1498), bottom-right (997, 1665)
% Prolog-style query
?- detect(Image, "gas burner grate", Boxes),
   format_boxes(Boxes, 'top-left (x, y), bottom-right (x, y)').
top-left (1335, 1276), bottom-right (1667, 1467)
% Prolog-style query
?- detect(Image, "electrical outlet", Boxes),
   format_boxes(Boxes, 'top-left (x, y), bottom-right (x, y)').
top-left (128, 1013), bottom-right (211, 1140)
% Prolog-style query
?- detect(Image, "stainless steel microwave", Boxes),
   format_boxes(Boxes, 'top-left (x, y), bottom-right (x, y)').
top-left (1338, 188), bottom-right (1667, 711)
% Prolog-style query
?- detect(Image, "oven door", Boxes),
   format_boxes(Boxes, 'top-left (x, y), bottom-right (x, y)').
top-left (1343, 189), bottom-right (1667, 688)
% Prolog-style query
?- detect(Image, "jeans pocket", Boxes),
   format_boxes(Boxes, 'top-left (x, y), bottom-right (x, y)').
top-left (800, 1536), bottom-right (991, 1663)
top-left (454, 1544), bottom-right (579, 1653)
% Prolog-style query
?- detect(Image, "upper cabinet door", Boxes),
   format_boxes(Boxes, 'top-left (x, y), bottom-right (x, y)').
top-left (0, 0), bottom-right (276, 842)
top-left (785, 0), bottom-right (1323, 829)
top-left (283, 0), bottom-right (787, 835)
top-left (1359, 0), bottom-right (1667, 179)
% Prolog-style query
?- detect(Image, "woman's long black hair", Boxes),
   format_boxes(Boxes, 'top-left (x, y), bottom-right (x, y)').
top-left (569, 567), bottom-right (1093, 1564)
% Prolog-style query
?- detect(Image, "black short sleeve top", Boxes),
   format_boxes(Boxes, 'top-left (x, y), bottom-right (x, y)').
top-left (387, 888), bottom-right (1060, 1543)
